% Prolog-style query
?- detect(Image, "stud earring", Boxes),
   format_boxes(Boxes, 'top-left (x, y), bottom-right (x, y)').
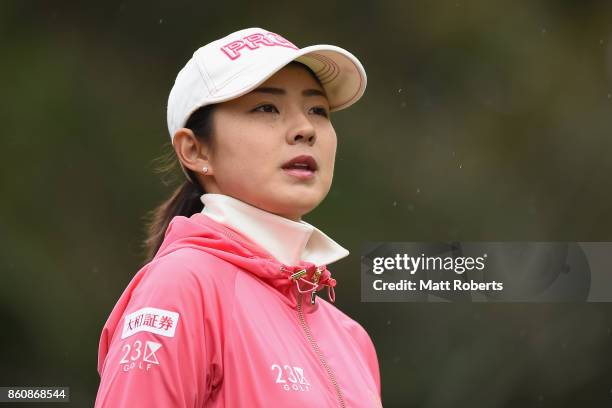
top-left (202, 166), bottom-right (209, 174)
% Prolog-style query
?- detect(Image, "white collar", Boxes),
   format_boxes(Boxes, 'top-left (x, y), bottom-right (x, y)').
top-left (200, 193), bottom-right (349, 266)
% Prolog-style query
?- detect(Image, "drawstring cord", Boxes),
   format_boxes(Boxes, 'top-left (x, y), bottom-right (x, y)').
top-left (281, 264), bottom-right (337, 304)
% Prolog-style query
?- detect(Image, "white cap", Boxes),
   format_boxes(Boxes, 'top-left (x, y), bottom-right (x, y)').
top-left (167, 27), bottom-right (367, 143)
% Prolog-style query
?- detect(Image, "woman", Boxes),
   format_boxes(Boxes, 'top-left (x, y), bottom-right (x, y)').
top-left (95, 27), bottom-right (381, 407)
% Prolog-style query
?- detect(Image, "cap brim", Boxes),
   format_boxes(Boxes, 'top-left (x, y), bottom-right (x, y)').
top-left (189, 44), bottom-right (367, 115)
top-left (294, 44), bottom-right (367, 111)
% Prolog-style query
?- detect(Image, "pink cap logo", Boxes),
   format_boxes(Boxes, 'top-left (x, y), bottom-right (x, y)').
top-left (220, 31), bottom-right (299, 60)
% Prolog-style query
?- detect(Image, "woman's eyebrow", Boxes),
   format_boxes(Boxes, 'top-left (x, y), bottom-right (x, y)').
top-left (252, 87), bottom-right (327, 98)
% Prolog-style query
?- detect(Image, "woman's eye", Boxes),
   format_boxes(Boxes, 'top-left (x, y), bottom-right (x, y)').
top-left (253, 104), bottom-right (279, 113)
top-left (311, 107), bottom-right (329, 118)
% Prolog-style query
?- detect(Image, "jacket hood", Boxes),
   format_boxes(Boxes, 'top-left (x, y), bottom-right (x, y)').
top-left (153, 213), bottom-right (338, 308)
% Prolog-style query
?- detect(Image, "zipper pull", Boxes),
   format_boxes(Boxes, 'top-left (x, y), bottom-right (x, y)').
top-left (310, 266), bottom-right (323, 304)
top-left (310, 289), bottom-right (317, 304)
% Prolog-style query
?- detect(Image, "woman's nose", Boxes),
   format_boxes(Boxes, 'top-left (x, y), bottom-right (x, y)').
top-left (287, 113), bottom-right (316, 145)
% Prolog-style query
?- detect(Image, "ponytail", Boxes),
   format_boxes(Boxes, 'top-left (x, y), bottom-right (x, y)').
top-left (141, 104), bottom-right (216, 264)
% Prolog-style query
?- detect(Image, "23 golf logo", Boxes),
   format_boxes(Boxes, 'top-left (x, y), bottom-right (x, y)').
top-left (271, 364), bottom-right (311, 392)
top-left (119, 340), bottom-right (162, 372)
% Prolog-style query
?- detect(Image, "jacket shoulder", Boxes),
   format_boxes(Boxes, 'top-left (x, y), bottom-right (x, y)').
top-left (120, 248), bottom-right (239, 327)
top-left (145, 247), bottom-right (239, 288)
top-left (95, 248), bottom-right (231, 407)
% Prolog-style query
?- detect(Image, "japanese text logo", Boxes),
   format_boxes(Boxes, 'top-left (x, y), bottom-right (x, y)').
top-left (121, 307), bottom-right (180, 339)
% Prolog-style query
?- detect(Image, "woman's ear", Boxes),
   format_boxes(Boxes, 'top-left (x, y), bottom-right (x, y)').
top-left (172, 128), bottom-right (213, 175)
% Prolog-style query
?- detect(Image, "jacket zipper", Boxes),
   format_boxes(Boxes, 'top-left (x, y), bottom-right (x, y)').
top-left (296, 291), bottom-right (346, 408)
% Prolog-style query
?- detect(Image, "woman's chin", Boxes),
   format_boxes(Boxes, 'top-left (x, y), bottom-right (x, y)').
top-left (267, 196), bottom-right (323, 220)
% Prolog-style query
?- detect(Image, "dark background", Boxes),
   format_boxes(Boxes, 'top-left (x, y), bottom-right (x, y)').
top-left (2, 1), bottom-right (612, 406)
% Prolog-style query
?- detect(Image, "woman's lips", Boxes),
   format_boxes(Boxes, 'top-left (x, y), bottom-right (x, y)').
top-left (283, 167), bottom-right (315, 180)
top-left (281, 155), bottom-right (317, 180)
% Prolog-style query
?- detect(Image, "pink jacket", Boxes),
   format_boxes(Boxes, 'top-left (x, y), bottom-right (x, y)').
top-left (95, 213), bottom-right (382, 407)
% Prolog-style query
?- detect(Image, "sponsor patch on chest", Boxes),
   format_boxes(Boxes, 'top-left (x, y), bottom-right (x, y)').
top-left (271, 363), bottom-right (311, 392)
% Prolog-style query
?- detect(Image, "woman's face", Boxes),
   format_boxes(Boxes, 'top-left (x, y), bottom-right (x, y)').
top-left (203, 64), bottom-right (337, 221)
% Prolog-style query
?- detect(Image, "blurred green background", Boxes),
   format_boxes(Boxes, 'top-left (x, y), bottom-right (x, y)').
top-left (2, 1), bottom-right (612, 406)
